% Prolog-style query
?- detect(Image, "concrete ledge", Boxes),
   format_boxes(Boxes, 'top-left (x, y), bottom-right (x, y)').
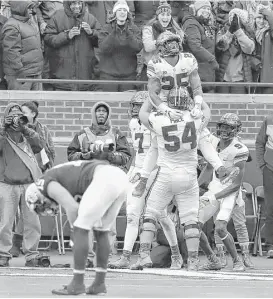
top-left (1, 90), bottom-right (273, 103)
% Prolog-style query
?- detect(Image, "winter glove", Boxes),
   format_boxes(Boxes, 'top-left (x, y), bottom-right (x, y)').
top-left (229, 14), bottom-right (240, 34)
top-left (210, 59), bottom-right (219, 70)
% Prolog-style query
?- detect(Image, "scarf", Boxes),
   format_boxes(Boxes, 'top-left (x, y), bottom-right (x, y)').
top-left (255, 21), bottom-right (270, 44)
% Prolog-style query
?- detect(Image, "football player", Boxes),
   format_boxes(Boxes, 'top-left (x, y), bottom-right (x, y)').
top-left (198, 113), bottom-right (250, 272)
top-left (131, 84), bottom-right (229, 271)
top-left (109, 91), bottom-right (153, 269)
top-left (25, 160), bottom-right (129, 295)
top-left (133, 31), bottom-right (211, 198)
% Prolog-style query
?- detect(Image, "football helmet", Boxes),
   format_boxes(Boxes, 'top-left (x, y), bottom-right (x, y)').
top-left (25, 182), bottom-right (59, 216)
top-left (167, 86), bottom-right (194, 111)
top-left (216, 113), bottom-right (242, 140)
top-left (156, 31), bottom-right (183, 57)
top-left (129, 91), bottom-right (149, 118)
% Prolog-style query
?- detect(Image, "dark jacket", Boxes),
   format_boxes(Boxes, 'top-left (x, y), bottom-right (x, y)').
top-left (0, 14), bottom-right (7, 80)
top-left (1, 1), bottom-right (43, 77)
top-left (67, 101), bottom-right (131, 172)
top-left (256, 114), bottom-right (273, 172)
top-left (44, 1), bottom-right (101, 91)
top-left (215, 28), bottom-right (254, 82)
top-left (0, 103), bottom-right (43, 185)
top-left (181, 13), bottom-right (217, 83)
top-left (134, 0), bottom-right (160, 27)
top-left (257, 11), bottom-right (273, 84)
top-left (98, 19), bottom-right (143, 77)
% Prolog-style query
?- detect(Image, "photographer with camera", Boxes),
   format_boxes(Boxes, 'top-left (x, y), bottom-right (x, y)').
top-left (67, 101), bottom-right (131, 266)
top-left (0, 103), bottom-right (46, 267)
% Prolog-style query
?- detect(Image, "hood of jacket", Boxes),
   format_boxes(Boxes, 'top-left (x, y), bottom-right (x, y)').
top-left (10, 1), bottom-right (34, 19)
top-left (90, 101), bottom-right (112, 135)
top-left (63, 0), bottom-right (86, 18)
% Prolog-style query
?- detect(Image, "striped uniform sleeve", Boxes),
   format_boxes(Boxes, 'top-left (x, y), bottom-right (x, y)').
top-left (234, 148), bottom-right (249, 164)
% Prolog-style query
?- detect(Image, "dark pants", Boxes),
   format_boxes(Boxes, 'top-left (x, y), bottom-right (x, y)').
top-left (263, 166), bottom-right (273, 245)
top-left (150, 227), bottom-right (188, 268)
top-left (99, 72), bottom-right (136, 92)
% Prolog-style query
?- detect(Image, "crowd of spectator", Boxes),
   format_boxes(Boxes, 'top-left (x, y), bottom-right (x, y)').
top-left (0, 0), bottom-right (273, 93)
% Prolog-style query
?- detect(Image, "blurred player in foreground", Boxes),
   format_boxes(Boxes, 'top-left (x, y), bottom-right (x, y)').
top-left (25, 160), bottom-right (129, 295)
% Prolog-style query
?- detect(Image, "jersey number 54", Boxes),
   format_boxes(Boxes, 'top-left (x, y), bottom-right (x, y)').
top-left (162, 121), bottom-right (197, 152)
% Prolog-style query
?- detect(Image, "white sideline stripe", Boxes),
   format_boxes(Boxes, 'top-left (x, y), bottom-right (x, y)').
top-left (1, 268), bottom-right (273, 281)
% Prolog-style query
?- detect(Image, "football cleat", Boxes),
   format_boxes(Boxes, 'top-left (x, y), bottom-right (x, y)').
top-left (170, 254), bottom-right (183, 270)
top-left (108, 255), bottom-right (130, 269)
top-left (233, 257), bottom-right (245, 272)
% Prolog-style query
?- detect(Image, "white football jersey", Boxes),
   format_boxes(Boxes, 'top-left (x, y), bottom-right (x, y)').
top-left (208, 135), bottom-right (249, 193)
top-left (129, 118), bottom-right (151, 168)
top-left (148, 110), bottom-right (205, 169)
top-left (147, 52), bottom-right (198, 102)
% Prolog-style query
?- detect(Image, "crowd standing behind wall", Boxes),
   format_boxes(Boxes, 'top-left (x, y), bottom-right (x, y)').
top-left (0, 0), bottom-right (273, 93)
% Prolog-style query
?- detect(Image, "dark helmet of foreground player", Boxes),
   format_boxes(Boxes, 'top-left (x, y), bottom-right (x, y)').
top-left (216, 113), bottom-right (242, 140)
top-left (25, 182), bottom-right (59, 216)
top-left (156, 31), bottom-right (183, 57)
top-left (167, 86), bottom-right (194, 111)
top-left (129, 91), bottom-right (150, 118)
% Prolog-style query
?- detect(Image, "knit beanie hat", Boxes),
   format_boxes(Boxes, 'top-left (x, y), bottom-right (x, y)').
top-left (113, 0), bottom-right (129, 14)
top-left (193, 0), bottom-right (211, 13)
top-left (156, 0), bottom-right (172, 16)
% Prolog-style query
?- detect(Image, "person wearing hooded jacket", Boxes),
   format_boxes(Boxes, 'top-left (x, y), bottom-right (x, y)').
top-left (98, 0), bottom-right (143, 92)
top-left (67, 101), bottom-right (131, 169)
top-left (43, 0), bottom-right (101, 91)
top-left (180, 0), bottom-right (219, 93)
top-left (0, 103), bottom-right (45, 267)
top-left (67, 101), bottom-right (131, 266)
top-left (1, 1), bottom-right (43, 90)
top-left (0, 10), bottom-right (7, 90)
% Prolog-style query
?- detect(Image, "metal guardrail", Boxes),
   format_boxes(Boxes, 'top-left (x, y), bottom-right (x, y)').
top-left (17, 78), bottom-right (273, 94)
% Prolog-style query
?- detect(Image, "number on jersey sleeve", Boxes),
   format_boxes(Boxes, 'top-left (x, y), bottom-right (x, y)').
top-left (162, 121), bottom-right (197, 152)
top-left (135, 133), bottom-right (144, 153)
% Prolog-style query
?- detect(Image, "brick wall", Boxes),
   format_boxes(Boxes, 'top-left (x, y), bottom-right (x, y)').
top-left (0, 91), bottom-right (272, 146)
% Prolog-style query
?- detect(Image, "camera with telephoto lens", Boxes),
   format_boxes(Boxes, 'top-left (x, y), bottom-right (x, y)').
top-left (89, 142), bottom-right (115, 153)
top-left (12, 114), bottom-right (28, 127)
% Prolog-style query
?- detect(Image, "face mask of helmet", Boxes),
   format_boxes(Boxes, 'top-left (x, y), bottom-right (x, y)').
top-left (216, 113), bottom-right (242, 140)
top-left (168, 87), bottom-right (194, 111)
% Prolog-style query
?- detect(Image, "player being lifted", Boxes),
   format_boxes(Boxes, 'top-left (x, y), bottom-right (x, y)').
top-left (25, 160), bottom-right (129, 295)
top-left (198, 113), bottom-right (251, 272)
top-left (133, 31), bottom-right (211, 198)
top-left (131, 31), bottom-right (231, 271)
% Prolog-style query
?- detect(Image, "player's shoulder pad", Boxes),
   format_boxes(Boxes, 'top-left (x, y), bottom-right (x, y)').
top-left (232, 140), bottom-right (249, 162)
top-left (148, 111), bottom-right (169, 130)
top-left (181, 52), bottom-right (195, 60)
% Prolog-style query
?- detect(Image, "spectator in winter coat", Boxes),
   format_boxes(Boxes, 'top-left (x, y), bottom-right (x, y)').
top-left (215, 8), bottom-right (255, 94)
top-left (254, 5), bottom-right (273, 94)
top-left (0, 12), bottom-right (7, 90)
top-left (140, 0), bottom-right (184, 81)
top-left (36, 1), bottom-right (64, 88)
top-left (36, 0), bottom-right (64, 33)
top-left (134, 0), bottom-right (160, 28)
top-left (86, 1), bottom-right (135, 27)
top-left (180, 0), bottom-right (219, 92)
top-left (98, 0), bottom-right (143, 92)
top-left (44, 1), bottom-right (101, 91)
top-left (1, 1), bottom-right (43, 90)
